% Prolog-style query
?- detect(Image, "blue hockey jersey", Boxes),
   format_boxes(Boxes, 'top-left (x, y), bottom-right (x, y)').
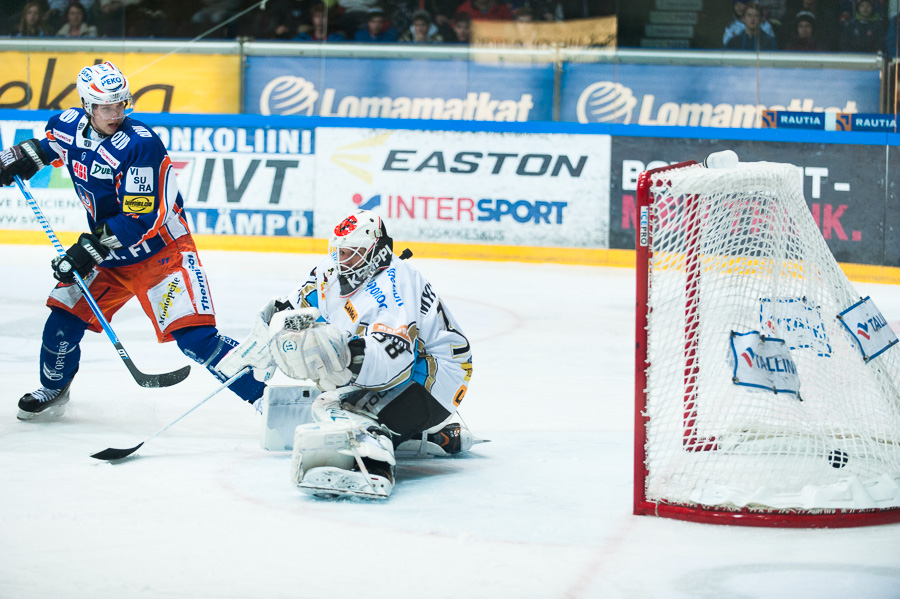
top-left (39, 108), bottom-right (191, 267)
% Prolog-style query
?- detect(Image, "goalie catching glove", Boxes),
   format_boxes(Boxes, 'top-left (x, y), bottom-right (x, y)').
top-left (0, 139), bottom-right (48, 187)
top-left (216, 298), bottom-right (290, 383)
top-left (51, 233), bottom-right (109, 283)
top-left (268, 308), bottom-right (355, 391)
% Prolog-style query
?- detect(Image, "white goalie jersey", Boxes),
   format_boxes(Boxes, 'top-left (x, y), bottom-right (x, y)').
top-left (285, 252), bottom-right (473, 414)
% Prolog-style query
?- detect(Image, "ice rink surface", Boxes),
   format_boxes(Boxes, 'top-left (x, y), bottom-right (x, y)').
top-left (1, 244), bottom-right (899, 599)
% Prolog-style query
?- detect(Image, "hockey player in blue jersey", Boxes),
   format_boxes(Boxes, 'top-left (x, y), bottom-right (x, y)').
top-left (0, 61), bottom-right (267, 419)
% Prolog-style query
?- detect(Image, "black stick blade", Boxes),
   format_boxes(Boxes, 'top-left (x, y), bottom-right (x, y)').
top-left (91, 442), bottom-right (144, 461)
top-left (128, 363), bottom-right (192, 389)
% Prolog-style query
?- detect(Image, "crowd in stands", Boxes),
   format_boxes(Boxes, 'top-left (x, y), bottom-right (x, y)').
top-left (2, 0), bottom-right (899, 55)
top-left (725, 0), bottom-right (900, 54)
top-left (0, 0), bottom-right (614, 42)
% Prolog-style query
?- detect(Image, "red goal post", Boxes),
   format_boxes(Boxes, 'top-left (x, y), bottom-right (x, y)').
top-left (634, 158), bottom-right (900, 527)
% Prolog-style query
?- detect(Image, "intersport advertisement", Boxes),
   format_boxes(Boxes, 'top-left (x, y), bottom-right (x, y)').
top-left (311, 127), bottom-right (611, 248)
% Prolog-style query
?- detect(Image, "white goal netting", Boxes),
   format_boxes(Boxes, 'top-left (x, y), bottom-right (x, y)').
top-left (641, 161), bottom-right (900, 513)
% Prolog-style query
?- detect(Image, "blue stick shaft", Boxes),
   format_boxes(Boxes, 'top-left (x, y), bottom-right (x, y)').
top-left (15, 175), bottom-right (122, 347)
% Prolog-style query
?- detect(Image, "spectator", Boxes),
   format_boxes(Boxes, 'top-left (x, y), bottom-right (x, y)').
top-left (515, 5), bottom-right (534, 22)
top-left (45, 0), bottom-right (96, 32)
top-left (335, 0), bottom-right (380, 37)
top-left (724, 0), bottom-right (777, 46)
top-left (886, 12), bottom-right (900, 56)
top-left (353, 8), bottom-right (398, 41)
top-left (784, 0), bottom-right (840, 50)
top-left (448, 12), bottom-right (471, 42)
top-left (96, 0), bottom-right (146, 37)
top-left (387, 0), bottom-right (457, 37)
top-left (536, 0), bottom-right (615, 20)
top-left (840, 0), bottom-right (885, 52)
top-left (455, 0), bottom-right (514, 21)
top-left (839, 0), bottom-right (887, 23)
top-left (189, 0), bottom-right (240, 36)
top-left (398, 9), bottom-right (443, 42)
top-left (725, 2), bottom-right (778, 49)
top-left (57, 2), bottom-right (98, 37)
top-left (784, 12), bottom-right (826, 48)
top-left (15, 1), bottom-right (48, 36)
top-left (249, 0), bottom-right (312, 39)
top-left (294, 1), bottom-right (346, 41)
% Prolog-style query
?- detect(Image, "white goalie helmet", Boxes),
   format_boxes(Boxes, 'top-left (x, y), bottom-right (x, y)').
top-left (76, 61), bottom-right (132, 116)
top-left (328, 210), bottom-right (392, 295)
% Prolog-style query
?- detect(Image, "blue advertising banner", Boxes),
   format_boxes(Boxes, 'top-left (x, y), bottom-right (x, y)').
top-left (561, 63), bottom-right (880, 128)
top-left (244, 56), bottom-right (554, 122)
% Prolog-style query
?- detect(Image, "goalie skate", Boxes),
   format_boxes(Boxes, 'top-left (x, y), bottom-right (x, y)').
top-left (297, 466), bottom-right (393, 500)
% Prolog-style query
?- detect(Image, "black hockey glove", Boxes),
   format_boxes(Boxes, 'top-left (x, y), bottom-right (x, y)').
top-left (93, 222), bottom-right (123, 250)
top-left (51, 233), bottom-right (110, 283)
top-left (0, 139), bottom-right (49, 186)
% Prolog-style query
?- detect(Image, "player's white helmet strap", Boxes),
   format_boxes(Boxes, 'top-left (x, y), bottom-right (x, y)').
top-left (76, 61), bottom-right (132, 117)
top-left (328, 210), bottom-right (393, 297)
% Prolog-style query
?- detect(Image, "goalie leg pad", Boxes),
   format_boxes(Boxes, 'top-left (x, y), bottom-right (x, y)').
top-left (291, 406), bottom-right (396, 498)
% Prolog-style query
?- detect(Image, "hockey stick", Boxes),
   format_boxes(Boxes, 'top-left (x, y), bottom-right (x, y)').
top-left (91, 367), bottom-right (250, 461)
top-left (14, 175), bottom-right (190, 388)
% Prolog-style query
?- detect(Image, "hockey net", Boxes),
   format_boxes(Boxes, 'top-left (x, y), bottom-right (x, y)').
top-left (634, 159), bottom-right (900, 527)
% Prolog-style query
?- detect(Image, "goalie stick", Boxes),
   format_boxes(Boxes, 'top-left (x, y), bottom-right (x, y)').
top-left (15, 175), bottom-right (190, 389)
top-left (91, 367), bottom-right (251, 461)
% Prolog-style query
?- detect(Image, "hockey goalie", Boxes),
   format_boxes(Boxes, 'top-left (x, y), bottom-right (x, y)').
top-left (218, 209), bottom-right (476, 498)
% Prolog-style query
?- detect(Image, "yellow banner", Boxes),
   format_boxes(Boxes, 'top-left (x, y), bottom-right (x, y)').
top-left (472, 16), bottom-right (617, 49)
top-left (0, 52), bottom-right (239, 113)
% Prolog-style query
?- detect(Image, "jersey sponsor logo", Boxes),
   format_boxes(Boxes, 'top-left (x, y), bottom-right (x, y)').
top-left (149, 273), bottom-right (194, 329)
top-left (52, 128), bottom-right (74, 145)
top-left (370, 322), bottom-right (412, 358)
top-left (110, 131), bottom-right (130, 150)
top-left (97, 145), bottom-right (120, 169)
top-left (343, 300), bottom-right (358, 322)
top-left (364, 279), bottom-right (389, 308)
top-left (183, 251), bottom-right (213, 313)
top-left (122, 195), bottom-right (155, 214)
top-left (133, 126), bottom-right (153, 138)
top-left (72, 160), bottom-right (88, 181)
top-left (125, 166), bottom-right (155, 193)
top-left (74, 183), bottom-right (97, 218)
top-left (59, 108), bottom-right (80, 123)
top-left (90, 162), bottom-right (113, 180)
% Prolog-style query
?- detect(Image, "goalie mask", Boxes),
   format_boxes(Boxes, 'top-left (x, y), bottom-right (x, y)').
top-left (76, 61), bottom-right (132, 118)
top-left (328, 210), bottom-right (393, 297)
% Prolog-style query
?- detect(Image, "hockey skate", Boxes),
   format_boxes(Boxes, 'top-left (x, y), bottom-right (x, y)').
top-left (17, 380), bottom-right (73, 420)
top-left (395, 422), bottom-right (490, 458)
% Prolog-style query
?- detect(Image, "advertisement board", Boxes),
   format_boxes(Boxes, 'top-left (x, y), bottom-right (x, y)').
top-left (563, 63), bottom-right (880, 127)
top-left (0, 52), bottom-right (240, 114)
top-left (609, 136), bottom-right (889, 265)
top-left (0, 119), bottom-right (315, 237)
top-left (244, 56), bottom-right (554, 122)
top-left (312, 127), bottom-right (610, 248)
